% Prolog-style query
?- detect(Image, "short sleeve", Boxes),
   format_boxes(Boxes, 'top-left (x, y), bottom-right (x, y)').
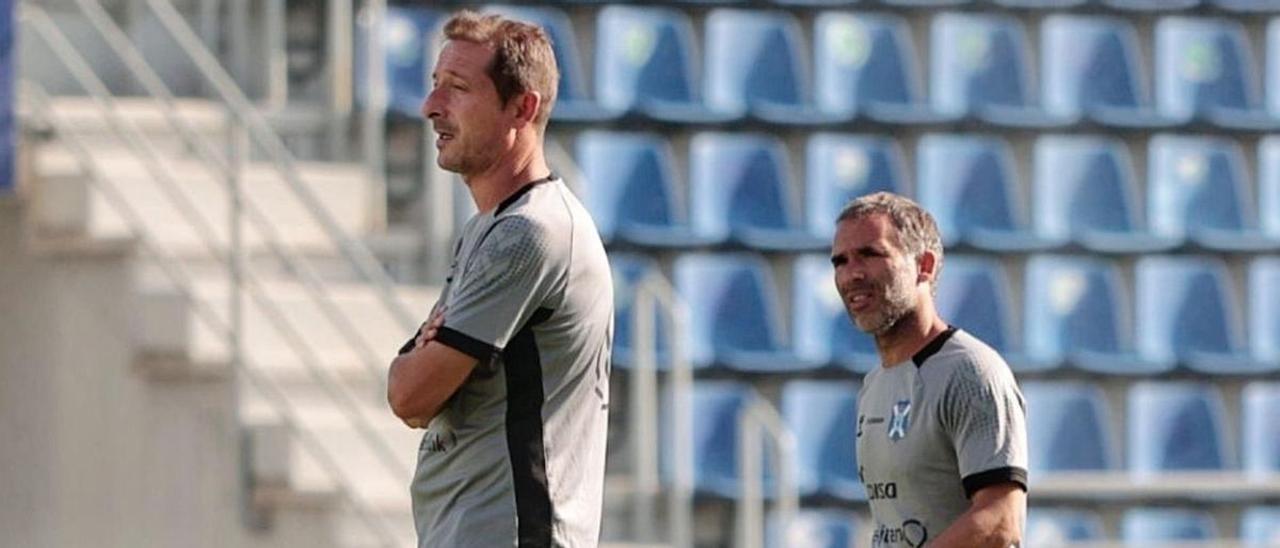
top-left (941, 356), bottom-right (1029, 498)
top-left (435, 216), bottom-right (559, 363)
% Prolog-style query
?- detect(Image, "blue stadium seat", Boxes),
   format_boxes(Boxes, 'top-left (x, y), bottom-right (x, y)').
top-left (674, 253), bottom-right (822, 373)
top-left (593, 6), bottom-right (731, 123)
top-left (704, 10), bottom-right (832, 125)
top-left (609, 253), bottom-right (669, 370)
top-left (1136, 256), bottom-right (1272, 374)
top-left (929, 13), bottom-right (1067, 127)
top-left (1128, 382), bottom-right (1229, 473)
top-left (1032, 136), bottom-right (1180, 253)
top-left (877, 0), bottom-right (971, 6)
top-left (813, 13), bottom-right (955, 124)
top-left (1041, 16), bottom-right (1175, 128)
top-left (576, 131), bottom-right (710, 249)
top-left (1024, 255), bottom-right (1162, 375)
top-left (1243, 383), bottom-right (1280, 476)
top-left (993, 0), bottom-right (1086, 6)
top-left (1241, 506), bottom-right (1280, 546)
top-left (1251, 258), bottom-right (1280, 366)
top-left (1022, 382), bottom-right (1114, 473)
top-left (359, 7), bottom-right (445, 117)
top-left (662, 381), bottom-right (759, 498)
top-left (1155, 17), bottom-right (1277, 130)
top-left (1217, 0), bottom-right (1280, 11)
top-left (483, 5), bottom-right (612, 121)
top-left (781, 381), bottom-right (863, 501)
top-left (689, 133), bottom-right (826, 251)
top-left (792, 254), bottom-right (879, 373)
top-left (935, 256), bottom-right (1022, 361)
top-left (1148, 135), bottom-right (1280, 252)
top-left (1258, 137), bottom-right (1280, 241)
top-left (1270, 19), bottom-right (1280, 117)
top-left (1025, 509), bottom-right (1105, 545)
top-left (917, 135), bottom-right (1054, 251)
top-left (1104, 0), bottom-right (1201, 10)
top-left (767, 510), bottom-right (859, 548)
top-left (804, 133), bottom-right (907, 242)
top-left (1122, 508), bottom-right (1218, 542)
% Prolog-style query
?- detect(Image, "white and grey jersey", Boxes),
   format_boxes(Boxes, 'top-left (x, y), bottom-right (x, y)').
top-left (405, 177), bottom-right (613, 548)
top-left (855, 327), bottom-right (1028, 548)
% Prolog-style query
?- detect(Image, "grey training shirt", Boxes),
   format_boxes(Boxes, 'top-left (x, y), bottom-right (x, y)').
top-left (856, 327), bottom-right (1028, 547)
top-left (408, 177), bottom-right (613, 547)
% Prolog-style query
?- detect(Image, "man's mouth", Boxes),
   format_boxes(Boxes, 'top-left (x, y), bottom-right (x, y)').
top-left (435, 131), bottom-right (454, 148)
top-left (846, 290), bottom-right (875, 312)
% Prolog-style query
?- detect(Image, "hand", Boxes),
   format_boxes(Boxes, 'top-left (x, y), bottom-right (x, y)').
top-left (415, 306), bottom-right (447, 350)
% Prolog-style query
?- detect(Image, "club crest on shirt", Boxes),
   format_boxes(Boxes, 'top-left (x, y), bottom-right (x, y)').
top-left (888, 400), bottom-right (911, 441)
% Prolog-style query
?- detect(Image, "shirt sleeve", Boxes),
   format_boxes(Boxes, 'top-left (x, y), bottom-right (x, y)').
top-left (435, 215), bottom-right (559, 364)
top-left (941, 355), bottom-right (1029, 499)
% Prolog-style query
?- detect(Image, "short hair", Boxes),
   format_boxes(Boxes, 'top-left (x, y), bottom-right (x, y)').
top-left (443, 11), bottom-right (559, 129)
top-left (837, 192), bottom-right (944, 291)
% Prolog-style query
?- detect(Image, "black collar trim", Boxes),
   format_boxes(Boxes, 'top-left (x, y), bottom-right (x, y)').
top-left (495, 173), bottom-right (556, 216)
top-left (912, 325), bottom-right (958, 367)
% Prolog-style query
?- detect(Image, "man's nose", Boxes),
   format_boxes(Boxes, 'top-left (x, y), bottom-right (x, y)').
top-left (422, 91), bottom-right (441, 120)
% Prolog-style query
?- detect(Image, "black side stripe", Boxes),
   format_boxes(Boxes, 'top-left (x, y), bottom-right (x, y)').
top-left (505, 307), bottom-right (555, 547)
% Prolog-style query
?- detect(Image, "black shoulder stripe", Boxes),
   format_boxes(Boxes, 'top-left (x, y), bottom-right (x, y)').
top-left (913, 325), bottom-right (958, 367)
top-left (495, 174), bottom-right (557, 216)
top-left (961, 466), bottom-right (1028, 499)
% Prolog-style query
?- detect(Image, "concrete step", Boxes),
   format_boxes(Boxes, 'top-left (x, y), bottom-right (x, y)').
top-left (29, 141), bottom-right (383, 257)
top-left (134, 275), bottom-right (438, 382)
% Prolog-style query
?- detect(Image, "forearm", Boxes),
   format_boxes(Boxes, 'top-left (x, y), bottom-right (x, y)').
top-left (388, 354), bottom-right (446, 422)
top-left (930, 505), bottom-right (1021, 548)
top-left (387, 341), bottom-right (477, 424)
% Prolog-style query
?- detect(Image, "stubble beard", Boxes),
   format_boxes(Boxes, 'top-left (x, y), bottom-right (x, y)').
top-left (851, 269), bottom-right (918, 336)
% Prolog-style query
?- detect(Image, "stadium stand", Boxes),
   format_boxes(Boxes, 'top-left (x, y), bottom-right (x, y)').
top-left (1154, 16), bottom-right (1278, 129)
top-left (1243, 382), bottom-right (1280, 476)
top-left (704, 9), bottom-right (830, 125)
top-left (1121, 508), bottom-right (1219, 542)
top-left (781, 380), bottom-right (864, 502)
top-left (766, 509), bottom-right (859, 548)
top-left (803, 133), bottom-right (906, 242)
top-left (1024, 508), bottom-right (1106, 545)
top-left (1128, 382), bottom-right (1230, 473)
top-left (1022, 382), bottom-right (1116, 473)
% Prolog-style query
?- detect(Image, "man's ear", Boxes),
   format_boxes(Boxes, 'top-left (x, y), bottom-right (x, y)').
top-left (916, 250), bottom-right (938, 285)
top-left (510, 90), bottom-right (542, 128)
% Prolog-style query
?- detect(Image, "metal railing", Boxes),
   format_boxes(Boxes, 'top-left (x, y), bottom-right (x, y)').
top-left (19, 1), bottom-right (423, 545)
top-left (22, 81), bottom-right (402, 548)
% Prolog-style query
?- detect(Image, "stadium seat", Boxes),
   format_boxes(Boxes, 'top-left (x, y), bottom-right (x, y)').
top-left (1024, 255), bottom-right (1162, 375)
top-left (1243, 383), bottom-right (1280, 476)
top-left (662, 381), bottom-right (759, 498)
top-left (1022, 382), bottom-right (1115, 473)
top-left (673, 253), bottom-right (822, 373)
top-left (358, 7), bottom-right (445, 117)
top-left (813, 13), bottom-right (955, 124)
top-left (993, 0), bottom-right (1086, 6)
top-left (1251, 258), bottom-right (1280, 367)
top-left (1258, 137), bottom-right (1280, 241)
top-left (1128, 382), bottom-right (1229, 473)
top-left (929, 13), bottom-right (1067, 127)
top-left (1025, 508), bottom-right (1105, 545)
top-left (609, 253), bottom-right (670, 370)
top-left (575, 131), bottom-right (711, 249)
top-left (1241, 506), bottom-right (1280, 546)
top-left (767, 510), bottom-right (859, 548)
top-left (1155, 17), bottom-right (1277, 130)
top-left (1136, 256), bottom-right (1272, 374)
top-left (781, 380), bottom-right (864, 501)
top-left (593, 6), bottom-right (731, 123)
top-left (1104, 0), bottom-right (1201, 10)
top-left (804, 133), bottom-right (907, 242)
top-left (1032, 136), bottom-right (1180, 253)
top-left (1121, 508), bottom-right (1218, 542)
top-left (792, 254), bottom-right (879, 373)
top-left (772, 0), bottom-right (860, 6)
top-left (1217, 0), bottom-right (1280, 11)
top-left (1148, 135), bottom-right (1280, 252)
top-left (934, 256), bottom-right (1023, 361)
top-left (917, 134), bottom-right (1054, 251)
top-left (483, 5), bottom-right (612, 121)
top-left (1269, 19), bottom-right (1280, 117)
top-left (704, 9), bottom-right (832, 125)
top-left (877, 0), bottom-right (971, 6)
top-left (689, 133), bottom-right (826, 251)
top-left (1041, 16), bottom-right (1176, 128)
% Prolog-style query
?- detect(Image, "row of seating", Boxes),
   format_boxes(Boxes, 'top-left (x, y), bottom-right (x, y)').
top-left (771, 505), bottom-right (1280, 548)
top-left (614, 253), bottom-right (1280, 375)
top-left (380, 6), bottom-right (1280, 129)
top-left (435, 0), bottom-right (1280, 11)
top-left (671, 380), bottom-right (1280, 502)
top-left (579, 130), bottom-right (1280, 253)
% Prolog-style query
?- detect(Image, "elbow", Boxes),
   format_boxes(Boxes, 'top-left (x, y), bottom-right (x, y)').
top-left (387, 357), bottom-right (416, 420)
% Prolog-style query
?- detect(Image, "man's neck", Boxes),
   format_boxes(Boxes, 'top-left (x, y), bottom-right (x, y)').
top-left (464, 141), bottom-right (551, 213)
top-left (874, 305), bottom-right (950, 368)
